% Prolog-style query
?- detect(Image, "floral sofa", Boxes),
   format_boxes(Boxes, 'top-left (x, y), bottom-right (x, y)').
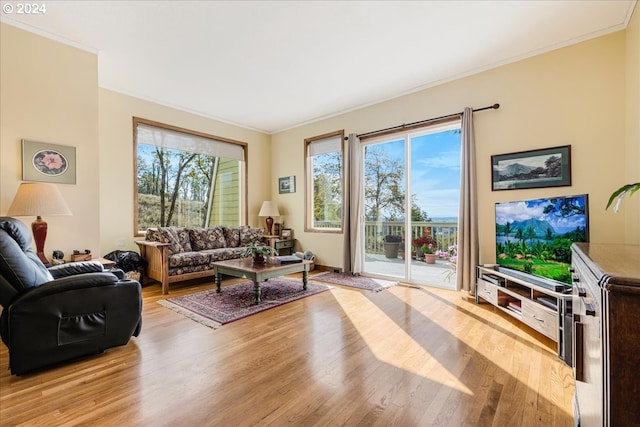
top-left (135, 225), bottom-right (266, 294)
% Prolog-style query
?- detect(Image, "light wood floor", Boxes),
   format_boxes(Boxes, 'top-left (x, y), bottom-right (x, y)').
top-left (0, 275), bottom-right (575, 427)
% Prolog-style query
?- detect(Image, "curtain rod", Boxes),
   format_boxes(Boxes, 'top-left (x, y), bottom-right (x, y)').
top-left (354, 103), bottom-right (500, 139)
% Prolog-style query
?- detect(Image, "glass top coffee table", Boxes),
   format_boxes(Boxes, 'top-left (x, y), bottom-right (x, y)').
top-left (212, 258), bottom-right (312, 305)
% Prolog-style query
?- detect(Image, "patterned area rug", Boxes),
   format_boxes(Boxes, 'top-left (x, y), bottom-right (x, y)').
top-left (158, 278), bottom-right (331, 328)
top-left (311, 272), bottom-right (397, 292)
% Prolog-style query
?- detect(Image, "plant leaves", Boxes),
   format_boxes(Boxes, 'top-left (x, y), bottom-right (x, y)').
top-left (606, 183), bottom-right (640, 211)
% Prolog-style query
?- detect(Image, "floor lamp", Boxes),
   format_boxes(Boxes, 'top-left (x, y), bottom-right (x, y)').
top-left (258, 201), bottom-right (280, 236)
top-left (6, 182), bottom-right (72, 264)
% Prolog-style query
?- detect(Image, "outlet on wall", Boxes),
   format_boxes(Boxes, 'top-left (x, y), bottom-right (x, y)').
top-left (116, 239), bottom-right (125, 247)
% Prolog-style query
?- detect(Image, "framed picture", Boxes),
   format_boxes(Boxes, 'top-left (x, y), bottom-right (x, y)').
top-left (281, 228), bottom-right (292, 239)
top-left (491, 145), bottom-right (571, 191)
top-left (279, 176), bottom-right (296, 194)
top-left (22, 139), bottom-right (76, 184)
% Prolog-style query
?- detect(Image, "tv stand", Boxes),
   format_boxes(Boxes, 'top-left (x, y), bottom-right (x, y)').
top-left (476, 265), bottom-right (572, 365)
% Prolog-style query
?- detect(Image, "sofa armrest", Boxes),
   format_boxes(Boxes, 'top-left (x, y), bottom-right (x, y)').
top-left (135, 240), bottom-right (171, 293)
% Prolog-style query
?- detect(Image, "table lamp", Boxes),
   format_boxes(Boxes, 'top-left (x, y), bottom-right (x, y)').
top-left (6, 182), bottom-right (72, 264)
top-left (258, 201), bottom-right (280, 236)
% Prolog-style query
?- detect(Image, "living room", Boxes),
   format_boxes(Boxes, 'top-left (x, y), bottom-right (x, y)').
top-left (0, 1), bottom-right (639, 425)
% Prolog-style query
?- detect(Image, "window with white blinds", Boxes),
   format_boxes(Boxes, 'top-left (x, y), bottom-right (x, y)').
top-left (305, 130), bottom-right (345, 232)
top-left (134, 118), bottom-right (246, 234)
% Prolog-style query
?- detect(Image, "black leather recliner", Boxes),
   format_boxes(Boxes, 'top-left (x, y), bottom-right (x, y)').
top-left (0, 217), bottom-right (142, 375)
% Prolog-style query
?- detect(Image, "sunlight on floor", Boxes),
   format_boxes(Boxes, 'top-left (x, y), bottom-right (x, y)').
top-left (331, 287), bottom-right (473, 395)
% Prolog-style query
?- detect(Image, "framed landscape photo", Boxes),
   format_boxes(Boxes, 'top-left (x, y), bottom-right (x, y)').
top-left (22, 139), bottom-right (76, 184)
top-left (281, 228), bottom-right (292, 239)
top-left (279, 176), bottom-right (295, 194)
top-left (491, 145), bottom-right (571, 191)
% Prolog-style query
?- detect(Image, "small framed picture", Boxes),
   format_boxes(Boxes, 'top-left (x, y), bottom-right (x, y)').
top-left (281, 228), bottom-right (292, 239)
top-left (279, 176), bottom-right (295, 194)
top-left (491, 145), bottom-right (571, 191)
top-left (22, 139), bottom-right (77, 184)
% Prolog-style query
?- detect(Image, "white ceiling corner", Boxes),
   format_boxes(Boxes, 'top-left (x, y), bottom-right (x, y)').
top-left (2, 0), bottom-right (636, 134)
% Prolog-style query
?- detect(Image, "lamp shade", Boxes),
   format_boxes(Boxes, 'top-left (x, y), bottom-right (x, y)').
top-left (6, 183), bottom-right (72, 217)
top-left (258, 201), bottom-right (280, 217)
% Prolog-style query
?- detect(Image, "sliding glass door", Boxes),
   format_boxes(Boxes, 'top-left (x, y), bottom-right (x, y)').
top-left (361, 122), bottom-right (461, 289)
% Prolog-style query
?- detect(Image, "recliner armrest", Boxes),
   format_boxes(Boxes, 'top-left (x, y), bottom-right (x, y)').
top-left (48, 261), bottom-right (104, 279)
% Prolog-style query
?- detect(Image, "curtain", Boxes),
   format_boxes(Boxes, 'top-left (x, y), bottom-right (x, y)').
top-left (456, 108), bottom-right (479, 293)
top-left (343, 133), bottom-right (363, 274)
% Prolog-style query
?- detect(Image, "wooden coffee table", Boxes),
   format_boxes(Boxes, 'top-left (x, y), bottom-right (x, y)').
top-left (212, 258), bottom-right (312, 305)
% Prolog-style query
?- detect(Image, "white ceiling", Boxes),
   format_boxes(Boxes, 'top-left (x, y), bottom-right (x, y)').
top-left (2, 1), bottom-right (636, 134)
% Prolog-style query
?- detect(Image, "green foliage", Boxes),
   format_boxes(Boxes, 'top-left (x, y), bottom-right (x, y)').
top-left (312, 152), bottom-right (342, 225)
top-left (606, 182), bottom-right (640, 212)
top-left (364, 145), bottom-right (405, 221)
top-left (241, 242), bottom-right (278, 258)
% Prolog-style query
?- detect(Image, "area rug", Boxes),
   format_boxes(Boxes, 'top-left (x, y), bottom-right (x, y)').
top-left (311, 272), bottom-right (397, 292)
top-left (157, 278), bottom-right (331, 328)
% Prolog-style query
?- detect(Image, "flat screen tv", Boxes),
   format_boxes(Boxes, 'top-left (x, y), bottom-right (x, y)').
top-left (495, 194), bottom-right (589, 286)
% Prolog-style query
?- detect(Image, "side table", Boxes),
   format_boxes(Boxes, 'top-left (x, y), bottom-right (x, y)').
top-left (265, 236), bottom-right (296, 255)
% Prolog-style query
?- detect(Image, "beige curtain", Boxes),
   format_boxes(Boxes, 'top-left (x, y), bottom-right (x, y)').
top-left (456, 108), bottom-right (479, 293)
top-left (343, 133), bottom-right (363, 274)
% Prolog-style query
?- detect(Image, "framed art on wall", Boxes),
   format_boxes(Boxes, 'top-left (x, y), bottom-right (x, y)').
top-left (22, 139), bottom-right (76, 184)
top-left (279, 176), bottom-right (295, 194)
top-left (491, 145), bottom-right (571, 191)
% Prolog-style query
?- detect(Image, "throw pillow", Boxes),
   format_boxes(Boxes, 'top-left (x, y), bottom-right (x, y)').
top-left (240, 226), bottom-right (264, 246)
top-left (189, 227), bottom-right (227, 251)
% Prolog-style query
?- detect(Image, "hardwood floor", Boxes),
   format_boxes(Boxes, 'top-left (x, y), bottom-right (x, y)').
top-left (0, 275), bottom-right (575, 426)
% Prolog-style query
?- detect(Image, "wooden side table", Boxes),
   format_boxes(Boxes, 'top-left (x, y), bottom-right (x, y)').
top-left (265, 236), bottom-right (296, 255)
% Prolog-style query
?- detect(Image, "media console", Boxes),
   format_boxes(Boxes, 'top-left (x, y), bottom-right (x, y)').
top-left (476, 265), bottom-right (573, 365)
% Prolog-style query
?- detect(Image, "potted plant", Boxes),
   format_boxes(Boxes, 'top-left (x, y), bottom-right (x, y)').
top-left (421, 243), bottom-right (437, 264)
top-left (412, 229), bottom-right (437, 259)
top-left (241, 242), bottom-right (278, 265)
top-left (383, 234), bottom-right (402, 259)
top-left (607, 182), bottom-right (640, 212)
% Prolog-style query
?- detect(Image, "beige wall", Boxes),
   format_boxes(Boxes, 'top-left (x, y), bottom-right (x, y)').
top-left (98, 89), bottom-right (271, 254)
top-left (1, 23), bottom-right (271, 260)
top-left (2, 18), bottom-right (637, 269)
top-left (625, 6), bottom-right (640, 243)
top-left (272, 31), bottom-right (632, 270)
top-left (0, 23), bottom-right (101, 258)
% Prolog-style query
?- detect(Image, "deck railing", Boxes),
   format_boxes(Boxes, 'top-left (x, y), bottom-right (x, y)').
top-left (365, 221), bottom-right (458, 254)
top-left (314, 220), bottom-right (458, 254)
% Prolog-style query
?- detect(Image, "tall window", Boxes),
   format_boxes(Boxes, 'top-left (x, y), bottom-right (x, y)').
top-left (305, 130), bottom-right (345, 232)
top-left (134, 118), bottom-right (246, 235)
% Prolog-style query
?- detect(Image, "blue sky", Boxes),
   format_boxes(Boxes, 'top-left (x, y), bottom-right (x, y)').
top-left (495, 196), bottom-right (587, 234)
top-left (373, 129), bottom-right (461, 219)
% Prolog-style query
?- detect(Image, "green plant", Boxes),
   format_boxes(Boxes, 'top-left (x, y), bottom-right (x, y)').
top-left (240, 242), bottom-right (278, 258)
top-left (421, 243), bottom-right (436, 254)
top-left (606, 182), bottom-right (640, 212)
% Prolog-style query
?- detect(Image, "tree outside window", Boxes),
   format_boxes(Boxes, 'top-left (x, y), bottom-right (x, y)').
top-left (305, 131), bottom-right (344, 232)
top-left (134, 119), bottom-right (245, 234)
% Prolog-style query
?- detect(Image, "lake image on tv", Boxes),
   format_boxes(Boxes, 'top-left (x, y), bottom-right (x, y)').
top-left (495, 195), bottom-right (588, 284)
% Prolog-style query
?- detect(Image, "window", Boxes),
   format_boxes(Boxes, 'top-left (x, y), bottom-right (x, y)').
top-left (133, 118), bottom-right (247, 235)
top-left (305, 130), bottom-right (345, 232)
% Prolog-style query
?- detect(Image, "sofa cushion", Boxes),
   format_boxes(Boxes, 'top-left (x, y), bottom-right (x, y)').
top-left (168, 251), bottom-right (209, 269)
top-left (157, 227), bottom-right (191, 254)
top-left (189, 227), bottom-right (226, 251)
top-left (201, 247), bottom-right (246, 263)
top-left (223, 226), bottom-right (241, 248)
top-left (239, 226), bottom-right (264, 246)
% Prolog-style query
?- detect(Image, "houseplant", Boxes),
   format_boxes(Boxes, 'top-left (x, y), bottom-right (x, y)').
top-left (412, 229), bottom-right (437, 259)
top-left (241, 242), bottom-right (278, 264)
top-left (383, 234), bottom-right (402, 259)
top-left (421, 243), bottom-right (437, 264)
top-left (606, 182), bottom-right (640, 212)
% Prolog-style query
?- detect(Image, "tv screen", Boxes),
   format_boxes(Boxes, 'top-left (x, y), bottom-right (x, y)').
top-left (495, 194), bottom-right (589, 285)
